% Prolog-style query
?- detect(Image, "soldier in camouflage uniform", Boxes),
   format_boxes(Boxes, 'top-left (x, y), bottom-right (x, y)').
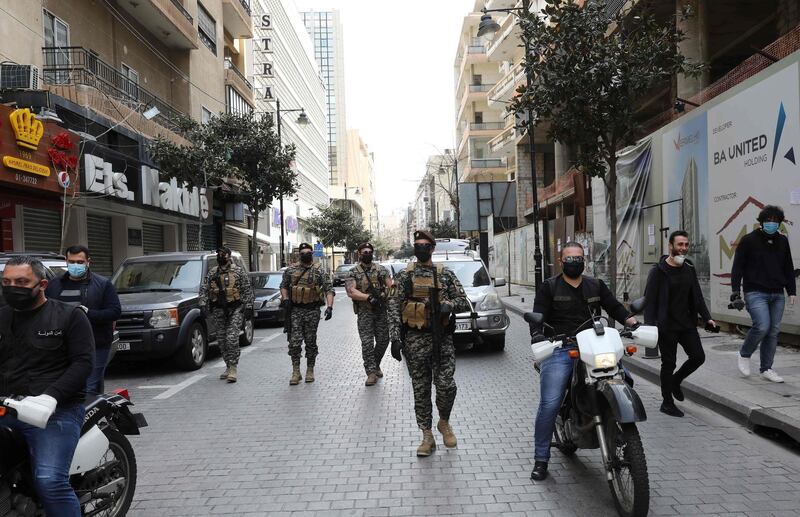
top-left (388, 230), bottom-right (470, 456)
top-left (345, 242), bottom-right (392, 386)
top-left (280, 243), bottom-right (335, 385)
top-left (199, 246), bottom-right (254, 383)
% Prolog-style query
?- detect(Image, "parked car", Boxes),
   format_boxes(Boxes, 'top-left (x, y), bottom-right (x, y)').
top-left (110, 251), bottom-right (254, 371)
top-left (380, 261), bottom-right (408, 286)
top-left (434, 238), bottom-right (471, 252)
top-left (431, 252), bottom-right (509, 351)
top-left (249, 271), bottom-right (285, 325)
top-left (333, 263), bottom-right (356, 286)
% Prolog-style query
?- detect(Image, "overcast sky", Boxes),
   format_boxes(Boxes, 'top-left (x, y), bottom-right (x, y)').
top-left (293, 0), bottom-right (475, 216)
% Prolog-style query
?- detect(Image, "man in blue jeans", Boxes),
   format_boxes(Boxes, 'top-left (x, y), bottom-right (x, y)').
top-left (0, 256), bottom-right (94, 516)
top-left (731, 205), bottom-right (796, 383)
top-left (528, 243), bottom-right (637, 481)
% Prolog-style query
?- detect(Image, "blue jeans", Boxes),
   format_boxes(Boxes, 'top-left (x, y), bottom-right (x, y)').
top-left (0, 405), bottom-right (83, 517)
top-left (87, 346), bottom-right (111, 397)
top-left (740, 291), bottom-right (785, 372)
top-left (534, 347), bottom-right (574, 462)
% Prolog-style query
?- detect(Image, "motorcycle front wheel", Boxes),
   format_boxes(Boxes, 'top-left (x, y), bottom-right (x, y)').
top-left (75, 427), bottom-right (137, 517)
top-left (553, 414), bottom-right (577, 456)
top-left (605, 416), bottom-right (649, 517)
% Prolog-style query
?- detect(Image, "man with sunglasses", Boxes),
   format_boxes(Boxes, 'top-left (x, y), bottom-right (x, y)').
top-left (280, 243), bottom-right (335, 385)
top-left (528, 242), bottom-right (637, 481)
top-left (388, 230), bottom-right (470, 456)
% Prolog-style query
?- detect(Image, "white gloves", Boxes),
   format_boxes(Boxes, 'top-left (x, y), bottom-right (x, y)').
top-left (9, 394), bottom-right (58, 429)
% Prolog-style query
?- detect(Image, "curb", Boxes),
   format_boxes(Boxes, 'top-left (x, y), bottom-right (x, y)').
top-left (502, 299), bottom-right (800, 442)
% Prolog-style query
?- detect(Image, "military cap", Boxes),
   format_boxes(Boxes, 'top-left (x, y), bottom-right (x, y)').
top-left (298, 242), bottom-right (313, 252)
top-left (413, 230), bottom-right (436, 244)
top-left (357, 242), bottom-right (374, 252)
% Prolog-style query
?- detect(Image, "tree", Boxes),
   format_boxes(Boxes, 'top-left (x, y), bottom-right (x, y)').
top-left (394, 242), bottom-right (415, 260)
top-left (371, 237), bottom-right (395, 260)
top-left (149, 112), bottom-right (297, 269)
top-left (512, 0), bottom-right (702, 292)
top-left (306, 204), bottom-right (373, 263)
top-left (429, 220), bottom-right (458, 239)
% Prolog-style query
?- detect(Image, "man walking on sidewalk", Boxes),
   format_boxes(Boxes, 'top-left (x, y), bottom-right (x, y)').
top-left (731, 205), bottom-right (796, 383)
top-left (644, 231), bottom-right (716, 417)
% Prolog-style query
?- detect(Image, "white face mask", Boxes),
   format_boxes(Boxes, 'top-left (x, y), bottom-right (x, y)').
top-left (672, 254), bottom-right (686, 266)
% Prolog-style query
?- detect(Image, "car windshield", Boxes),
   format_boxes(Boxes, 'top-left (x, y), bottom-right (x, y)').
top-left (113, 260), bottom-right (202, 293)
top-left (437, 261), bottom-right (491, 288)
top-left (336, 265), bottom-right (354, 272)
top-left (251, 273), bottom-right (282, 290)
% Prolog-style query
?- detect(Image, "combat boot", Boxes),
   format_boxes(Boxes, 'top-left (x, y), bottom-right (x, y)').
top-left (416, 429), bottom-right (436, 457)
top-left (437, 419), bottom-right (457, 448)
top-left (289, 363), bottom-right (302, 385)
top-left (305, 366), bottom-right (315, 383)
top-left (226, 366), bottom-right (237, 383)
top-left (365, 372), bottom-right (378, 386)
top-left (219, 366), bottom-right (231, 380)
top-left (375, 369), bottom-right (384, 378)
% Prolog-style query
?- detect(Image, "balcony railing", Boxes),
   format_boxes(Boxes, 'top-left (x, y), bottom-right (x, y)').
top-left (468, 84), bottom-right (493, 92)
top-left (471, 159), bottom-right (507, 169)
top-left (467, 45), bottom-right (486, 54)
top-left (170, 0), bottom-right (193, 23)
top-left (42, 47), bottom-right (182, 127)
top-left (470, 122), bottom-right (505, 131)
top-left (238, 0), bottom-right (251, 15)
top-left (224, 57), bottom-right (252, 91)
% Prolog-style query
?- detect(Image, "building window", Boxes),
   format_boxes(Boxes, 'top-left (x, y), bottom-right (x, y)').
top-left (197, 3), bottom-right (217, 54)
top-left (43, 10), bottom-right (69, 83)
top-left (202, 107), bottom-right (213, 124)
top-left (121, 63), bottom-right (139, 99)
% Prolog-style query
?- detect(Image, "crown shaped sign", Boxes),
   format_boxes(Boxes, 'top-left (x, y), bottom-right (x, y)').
top-left (9, 108), bottom-right (44, 150)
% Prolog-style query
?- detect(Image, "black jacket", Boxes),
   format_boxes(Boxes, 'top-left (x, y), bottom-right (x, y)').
top-left (532, 274), bottom-right (631, 337)
top-left (731, 229), bottom-right (796, 296)
top-left (0, 300), bottom-right (94, 407)
top-left (643, 256), bottom-right (711, 327)
top-left (46, 272), bottom-right (121, 349)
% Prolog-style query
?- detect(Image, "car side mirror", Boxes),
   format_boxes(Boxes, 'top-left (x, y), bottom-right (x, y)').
top-left (630, 297), bottom-right (647, 314)
top-left (494, 277), bottom-right (506, 287)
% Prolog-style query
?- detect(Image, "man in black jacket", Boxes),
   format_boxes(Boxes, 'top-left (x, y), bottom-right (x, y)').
top-left (731, 205), bottom-right (796, 383)
top-left (528, 242), bottom-right (637, 481)
top-left (46, 244), bottom-right (121, 396)
top-left (0, 255), bottom-right (94, 517)
top-left (644, 231), bottom-right (716, 417)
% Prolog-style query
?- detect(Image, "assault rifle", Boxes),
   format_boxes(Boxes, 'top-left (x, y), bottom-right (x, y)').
top-left (429, 267), bottom-right (444, 366)
top-left (282, 290), bottom-right (293, 340)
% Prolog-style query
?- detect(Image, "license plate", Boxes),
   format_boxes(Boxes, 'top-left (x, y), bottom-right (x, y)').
top-left (116, 342), bottom-right (131, 351)
top-left (455, 322), bottom-right (471, 331)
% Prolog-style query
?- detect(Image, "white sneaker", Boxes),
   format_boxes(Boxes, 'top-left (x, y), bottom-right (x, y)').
top-left (761, 369), bottom-right (784, 383)
top-left (737, 356), bottom-right (751, 377)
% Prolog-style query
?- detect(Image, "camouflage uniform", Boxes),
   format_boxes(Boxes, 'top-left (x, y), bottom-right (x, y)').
top-left (280, 264), bottom-right (334, 366)
top-left (388, 263), bottom-right (470, 430)
top-left (198, 262), bottom-right (254, 367)
top-left (348, 263), bottom-right (391, 374)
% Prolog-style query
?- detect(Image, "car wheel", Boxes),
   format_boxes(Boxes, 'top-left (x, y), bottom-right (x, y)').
top-left (240, 317), bottom-right (254, 347)
top-left (174, 322), bottom-right (207, 371)
top-left (485, 334), bottom-right (505, 352)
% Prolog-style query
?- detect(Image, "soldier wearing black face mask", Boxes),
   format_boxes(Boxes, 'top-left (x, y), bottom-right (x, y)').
top-left (528, 242), bottom-right (637, 481)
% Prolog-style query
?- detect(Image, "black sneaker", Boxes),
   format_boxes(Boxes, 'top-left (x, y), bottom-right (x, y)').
top-left (530, 461), bottom-right (548, 481)
top-left (672, 383), bottom-right (685, 402)
top-left (660, 402), bottom-right (684, 418)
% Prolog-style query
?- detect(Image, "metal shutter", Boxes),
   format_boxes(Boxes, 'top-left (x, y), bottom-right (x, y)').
top-left (202, 223), bottom-right (218, 251)
top-left (142, 223), bottom-right (164, 255)
top-left (22, 206), bottom-right (61, 252)
top-left (224, 224), bottom-right (250, 271)
top-left (187, 224), bottom-right (200, 251)
top-left (187, 224), bottom-right (218, 251)
top-left (86, 214), bottom-right (113, 276)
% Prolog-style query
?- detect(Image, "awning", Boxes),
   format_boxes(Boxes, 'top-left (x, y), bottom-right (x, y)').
top-left (225, 224), bottom-right (271, 244)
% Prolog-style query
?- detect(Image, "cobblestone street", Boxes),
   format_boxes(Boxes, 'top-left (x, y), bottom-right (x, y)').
top-left (108, 289), bottom-right (800, 516)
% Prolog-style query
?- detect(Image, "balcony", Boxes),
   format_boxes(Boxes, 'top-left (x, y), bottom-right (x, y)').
top-left (471, 158), bottom-right (507, 169)
top-left (486, 11), bottom-right (521, 60)
top-left (224, 57), bottom-right (253, 101)
top-left (470, 122), bottom-right (505, 131)
top-left (116, 0), bottom-right (197, 49)
top-left (488, 122), bottom-right (518, 157)
top-left (42, 47), bottom-right (183, 130)
top-left (222, 0), bottom-right (253, 39)
top-left (461, 157), bottom-right (509, 182)
top-left (488, 62), bottom-right (524, 108)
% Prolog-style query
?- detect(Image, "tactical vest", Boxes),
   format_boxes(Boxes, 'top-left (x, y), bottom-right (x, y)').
top-left (209, 267), bottom-right (242, 307)
top-left (401, 263), bottom-right (448, 330)
top-left (291, 266), bottom-right (322, 306)
top-left (353, 264), bottom-right (384, 313)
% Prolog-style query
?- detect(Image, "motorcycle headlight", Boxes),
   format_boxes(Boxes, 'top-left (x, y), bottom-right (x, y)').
top-left (477, 293), bottom-right (502, 311)
top-left (150, 308), bottom-right (179, 328)
top-left (594, 352), bottom-right (617, 369)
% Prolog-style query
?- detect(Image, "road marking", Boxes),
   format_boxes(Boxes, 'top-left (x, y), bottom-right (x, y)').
top-left (153, 374), bottom-right (205, 400)
top-left (210, 332), bottom-right (282, 368)
top-left (138, 385), bottom-right (174, 389)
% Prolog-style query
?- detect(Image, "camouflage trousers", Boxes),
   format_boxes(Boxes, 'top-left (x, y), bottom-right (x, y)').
top-left (403, 330), bottom-right (457, 430)
top-left (288, 306), bottom-right (321, 366)
top-left (356, 308), bottom-right (390, 374)
top-left (212, 307), bottom-right (243, 367)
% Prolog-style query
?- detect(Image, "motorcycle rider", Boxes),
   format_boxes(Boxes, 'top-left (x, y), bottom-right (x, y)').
top-left (529, 242), bottom-right (637, 481)
top-left (0, 256), bottom-right (94, 516)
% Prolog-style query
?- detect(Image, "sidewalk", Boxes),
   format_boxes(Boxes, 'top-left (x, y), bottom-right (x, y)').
top-left (501, 283), bottom-right (800, 442)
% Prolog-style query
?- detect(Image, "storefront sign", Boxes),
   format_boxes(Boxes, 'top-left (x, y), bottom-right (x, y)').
top-left (2, 155), bottom-right (50, 176)
top-left (84, 154), bottom-right (135, 201)
top-left (140, 165), bottom-right (210, 220)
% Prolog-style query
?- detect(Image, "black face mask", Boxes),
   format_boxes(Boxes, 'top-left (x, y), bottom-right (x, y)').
top-left (414, 243), bottom-right (433, 262)
top-left (361, 253), bottom-right (373, 264)
top-left (300, 253), bottom-right (313, 265)
top-left (2, 285), bottom-right (42, 311)
top-left (562, 261), bottom-right (585, 279)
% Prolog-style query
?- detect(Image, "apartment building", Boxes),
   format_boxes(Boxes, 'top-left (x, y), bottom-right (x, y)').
top-left (412, 154), bottom-right (457, 231)
top-left (0, 0), bottom-right (254, 272)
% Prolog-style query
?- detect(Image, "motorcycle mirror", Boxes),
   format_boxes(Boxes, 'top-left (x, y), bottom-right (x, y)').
top-left (630, 297), bottom-right (647, 314)
top-left (524, 312), bottom-right (544, 325)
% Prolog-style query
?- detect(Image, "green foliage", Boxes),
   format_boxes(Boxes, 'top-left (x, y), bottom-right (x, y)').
top-left (429, 220), bottom-right (458, 239)
top-left (394, 242), bottom-right (415, 260)
top-left (306, 204), bottom-right (372, 253)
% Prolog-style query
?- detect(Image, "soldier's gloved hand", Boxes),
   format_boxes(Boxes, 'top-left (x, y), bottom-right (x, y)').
top-left (440, 301), bottom-right (453, 315)
top-left (368, 295), bottom-right (380, 307)
top-left (280, 299), bottom-right (291, 310)
top-left (391, 339), bottom-right (403, 362)
top-left (324, 306), bottom-right (333, 320)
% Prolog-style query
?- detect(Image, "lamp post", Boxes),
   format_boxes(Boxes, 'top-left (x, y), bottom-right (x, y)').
top-left (275, 98), bottom-right (309, 267)
top-left (477, 0), bottom-right (544, 287)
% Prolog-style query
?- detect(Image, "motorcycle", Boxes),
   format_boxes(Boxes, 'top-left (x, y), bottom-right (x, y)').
top-left (0, 389), bottom-right (147, 517)
top-left (524, 298), bottom-right (658, 517)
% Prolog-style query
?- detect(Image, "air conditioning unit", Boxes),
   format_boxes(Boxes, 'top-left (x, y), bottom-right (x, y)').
top-left (0, 64), bottom-right (40, 90)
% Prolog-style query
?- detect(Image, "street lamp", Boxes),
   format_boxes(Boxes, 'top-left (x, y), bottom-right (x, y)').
top-left (275, 98), bottom-right (309, 267)
top-left (477, 0), bottom-right (545, 287)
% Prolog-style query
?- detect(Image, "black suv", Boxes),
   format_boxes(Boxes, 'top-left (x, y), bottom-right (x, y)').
top-left (0, 252), bottom-right (67, 307)
top-left (110, 251), bottom-right (254, 371)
